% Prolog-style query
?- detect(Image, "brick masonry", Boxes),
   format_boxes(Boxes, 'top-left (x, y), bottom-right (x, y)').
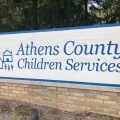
top-left (0, 81), bottom-right (120, 117)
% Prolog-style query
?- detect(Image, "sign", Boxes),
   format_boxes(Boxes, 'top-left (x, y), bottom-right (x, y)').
top-left (0, 24), bottom-right (120, 87)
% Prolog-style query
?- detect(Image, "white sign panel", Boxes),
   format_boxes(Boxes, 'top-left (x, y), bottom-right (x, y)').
top-left (0, 24), bottom-right (120, 87)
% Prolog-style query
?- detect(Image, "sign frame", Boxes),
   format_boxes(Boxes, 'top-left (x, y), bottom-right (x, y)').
top-left (0, 23), bottom-right (120, 88)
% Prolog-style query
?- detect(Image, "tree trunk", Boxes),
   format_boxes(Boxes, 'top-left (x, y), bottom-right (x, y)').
top-left (84, 0), bottom-right (88, 20)
top-left (33, 0), bottom-right (39, 29)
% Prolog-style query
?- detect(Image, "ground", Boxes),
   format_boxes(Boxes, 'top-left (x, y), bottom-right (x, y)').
top-left (0, 99), bottom-right (119, 120)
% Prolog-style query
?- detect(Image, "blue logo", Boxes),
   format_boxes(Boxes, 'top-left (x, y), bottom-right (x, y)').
top-left (0, 50), bottom-right (13, 71)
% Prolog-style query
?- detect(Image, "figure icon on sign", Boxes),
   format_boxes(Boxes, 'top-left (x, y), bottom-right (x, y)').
top-left (0, 50), bottom-right (14, 71)
top-left (0, 58), bottom-right (3, 69)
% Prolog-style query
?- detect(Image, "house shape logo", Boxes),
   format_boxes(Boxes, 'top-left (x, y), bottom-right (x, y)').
top-left (0, 50), bottom-right (13, 70)
top-left (3, 50), bottom-right (13, 63)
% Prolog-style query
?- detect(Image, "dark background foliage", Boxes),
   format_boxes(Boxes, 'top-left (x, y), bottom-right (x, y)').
top-left (0, 0), bottom-right (120, 32)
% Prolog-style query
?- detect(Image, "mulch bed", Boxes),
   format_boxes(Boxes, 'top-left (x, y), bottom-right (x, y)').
top-left (0, 99), bottom-right (119, 120)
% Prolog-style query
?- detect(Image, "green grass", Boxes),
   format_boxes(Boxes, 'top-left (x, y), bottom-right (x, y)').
top-left (14, 104), bottom-right (32, 116)
top-left (10, 114), bottom-right (20, 120)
